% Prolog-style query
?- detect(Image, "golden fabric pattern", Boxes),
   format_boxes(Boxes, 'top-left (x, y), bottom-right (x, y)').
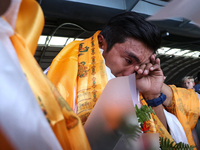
top-left (140, 94), bottom-right (175, 143)
top-left (47, 31), bottom-right (108, 124)
top-left (165, 85), bottom-right (199, 148)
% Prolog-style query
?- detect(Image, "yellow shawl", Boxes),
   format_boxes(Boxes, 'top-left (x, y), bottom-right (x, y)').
top-left (47, 31), bottom-right (108, 124)
top-left (10, 0), bottom-right (91, 149)
top-left (165, 85), bottom-right (199, 147)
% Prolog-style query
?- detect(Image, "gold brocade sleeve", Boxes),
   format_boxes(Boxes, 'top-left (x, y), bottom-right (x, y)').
top-left (165, 85), bottom-right (199, 147)
top-left (140, 94), bottom-right (175, 143)
top-left (10, 0), bottom-right (91, 149)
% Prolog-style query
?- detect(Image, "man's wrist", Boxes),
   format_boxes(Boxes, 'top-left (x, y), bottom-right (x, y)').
top-left (145, 93), bottom-right (167, 107)
top-left (143, 93), bottom-right (161, 100)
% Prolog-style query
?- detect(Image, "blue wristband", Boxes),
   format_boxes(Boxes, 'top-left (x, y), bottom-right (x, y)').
top-left (146, 92), bottom-right (166, 107)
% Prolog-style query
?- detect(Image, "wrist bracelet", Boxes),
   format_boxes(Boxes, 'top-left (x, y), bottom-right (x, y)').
top-left (146, 92), bottom-right (166, 107)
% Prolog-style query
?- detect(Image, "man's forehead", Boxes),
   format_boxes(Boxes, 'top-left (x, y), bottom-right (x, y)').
top-left (184, 79), bottom-right (193, 82)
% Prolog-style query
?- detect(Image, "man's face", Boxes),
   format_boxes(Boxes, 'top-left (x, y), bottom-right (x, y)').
top-left (183, 79), bottom-right (195, 89)
top-left (102, 38), bottom-right (154, 77)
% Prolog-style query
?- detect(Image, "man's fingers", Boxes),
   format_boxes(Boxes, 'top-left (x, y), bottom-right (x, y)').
top-left (136, 63), bottom-right (153, 75)
top-left (150, 54), bottom-right (157, 64)
top-left (143, 63), bottom-right (153, 75)
top-left (137, 64), bottom-right (146, 74)
top-left (150, 58), bottom-right (160, 71)
top-left (135, 57), bottom-right (161, 75)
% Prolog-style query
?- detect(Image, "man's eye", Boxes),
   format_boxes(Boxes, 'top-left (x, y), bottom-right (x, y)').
top-left (125, 58), bottom-right (132, 64)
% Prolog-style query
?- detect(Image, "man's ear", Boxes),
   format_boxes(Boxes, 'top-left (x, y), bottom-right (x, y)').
top-left (0, 0), bottom-right (11, 16)
top-left (98, 34), bottom-right (107, 51)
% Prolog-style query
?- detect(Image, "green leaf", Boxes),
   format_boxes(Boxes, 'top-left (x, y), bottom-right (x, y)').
top-left (160, 137), bottom-right (195, 150)
top-left (135, 104), bottom-right (155, 125)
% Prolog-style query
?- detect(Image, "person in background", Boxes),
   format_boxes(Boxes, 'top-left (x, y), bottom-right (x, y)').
top-left (182, 76), bottom-right (195, 89)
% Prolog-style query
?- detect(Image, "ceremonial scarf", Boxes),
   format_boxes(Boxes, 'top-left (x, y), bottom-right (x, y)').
top-left (47, 31), bottom-right (108, 124)
top-left (165, 85), bottom-right (199, 147)
top-left (10, 0), bottom-right (91, 149)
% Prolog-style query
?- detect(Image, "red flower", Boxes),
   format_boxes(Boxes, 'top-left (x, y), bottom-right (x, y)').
top-left (141, 121), bottom-right (150, 133)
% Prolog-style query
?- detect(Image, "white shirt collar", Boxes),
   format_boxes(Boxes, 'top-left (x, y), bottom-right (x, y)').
top-left (100, 48), bottom-right (116, 81)
top-left (0, 17), bottom-right (14, 37)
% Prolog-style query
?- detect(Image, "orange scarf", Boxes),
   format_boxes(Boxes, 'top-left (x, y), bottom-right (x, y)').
top-left (10, 0), bottom-right (91, 149)
top-left (47, 31), bottom-right (108, 124)
top-left (165, 85), bottom-right (199, 147)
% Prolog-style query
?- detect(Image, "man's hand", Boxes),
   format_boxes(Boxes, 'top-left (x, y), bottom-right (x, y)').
top-left (135, 54), bottom-right (170, 131)
top-left (135, 54), bottom-right (164, 100)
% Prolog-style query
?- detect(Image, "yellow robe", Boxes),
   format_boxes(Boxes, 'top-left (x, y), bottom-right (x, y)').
top-left (165, 85), bottom-right (199, 147)
top-left (9, 0), bottom-right (91, 149)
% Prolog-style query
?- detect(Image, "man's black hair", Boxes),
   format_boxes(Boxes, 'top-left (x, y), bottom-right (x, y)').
top-left (100, 11), bottom-right (161, 53)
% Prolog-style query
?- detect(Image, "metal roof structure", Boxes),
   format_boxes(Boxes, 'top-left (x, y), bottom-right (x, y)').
top-left (35, 0), bottom-right (200, 86)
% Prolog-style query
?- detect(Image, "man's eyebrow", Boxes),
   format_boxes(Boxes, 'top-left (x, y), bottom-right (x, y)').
top-left (125, 51), bottom-right (140, 64)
